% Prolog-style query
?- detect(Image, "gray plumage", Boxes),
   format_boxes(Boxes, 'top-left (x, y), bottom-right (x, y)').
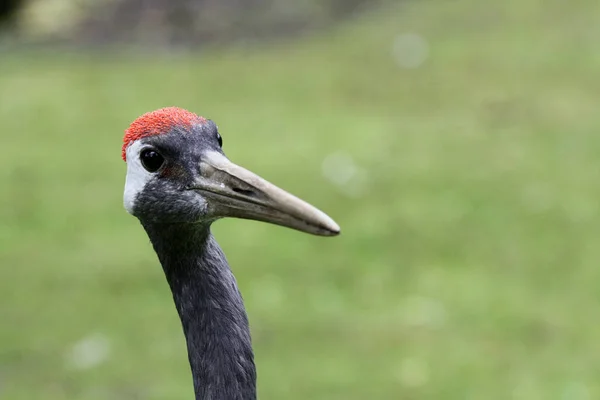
top-left (142, 222), bottom-right (256, 399)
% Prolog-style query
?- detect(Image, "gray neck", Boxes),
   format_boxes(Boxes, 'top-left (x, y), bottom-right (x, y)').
top-left (141, 222), bottom-right (256, 400)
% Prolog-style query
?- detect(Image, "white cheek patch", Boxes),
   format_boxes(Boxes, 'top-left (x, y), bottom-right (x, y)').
top-left (123, 140), bottom-right (153, 214)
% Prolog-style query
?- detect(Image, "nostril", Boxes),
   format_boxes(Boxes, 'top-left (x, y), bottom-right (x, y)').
top-left (232, 187), bottom-right (256, 197)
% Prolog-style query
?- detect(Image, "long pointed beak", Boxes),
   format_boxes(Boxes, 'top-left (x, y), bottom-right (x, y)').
top-left (188, 151), bottom-right (340, 236)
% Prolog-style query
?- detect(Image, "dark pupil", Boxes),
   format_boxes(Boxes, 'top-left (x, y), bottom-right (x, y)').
top-left (140, 149), bottom-right (164, 172)
top-left (217, 132), bottom-right (223, 147)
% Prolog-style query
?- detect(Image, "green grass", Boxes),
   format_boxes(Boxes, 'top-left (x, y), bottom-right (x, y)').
top-left (2, 0), bottom-right (600, 398)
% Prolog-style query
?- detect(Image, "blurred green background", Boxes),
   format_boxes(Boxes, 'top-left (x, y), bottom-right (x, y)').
top-left (2, 0), bottom-right (600, 398)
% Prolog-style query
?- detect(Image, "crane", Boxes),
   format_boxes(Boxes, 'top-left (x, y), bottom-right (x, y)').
top-left (121, 107), bottom-right (340, 399)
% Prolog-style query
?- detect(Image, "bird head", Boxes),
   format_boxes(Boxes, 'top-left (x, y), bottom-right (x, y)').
top-left (122, 107), bottom-right (340, 236)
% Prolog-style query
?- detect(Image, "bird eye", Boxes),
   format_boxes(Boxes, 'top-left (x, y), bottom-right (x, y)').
top-left (216, 132), bottom-right (223, 148)
top-left (140, 149), bottom-right (165, 172)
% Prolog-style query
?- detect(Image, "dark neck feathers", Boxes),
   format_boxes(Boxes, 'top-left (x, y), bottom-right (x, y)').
top-left (141, 222), bottom-right (256, 400)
